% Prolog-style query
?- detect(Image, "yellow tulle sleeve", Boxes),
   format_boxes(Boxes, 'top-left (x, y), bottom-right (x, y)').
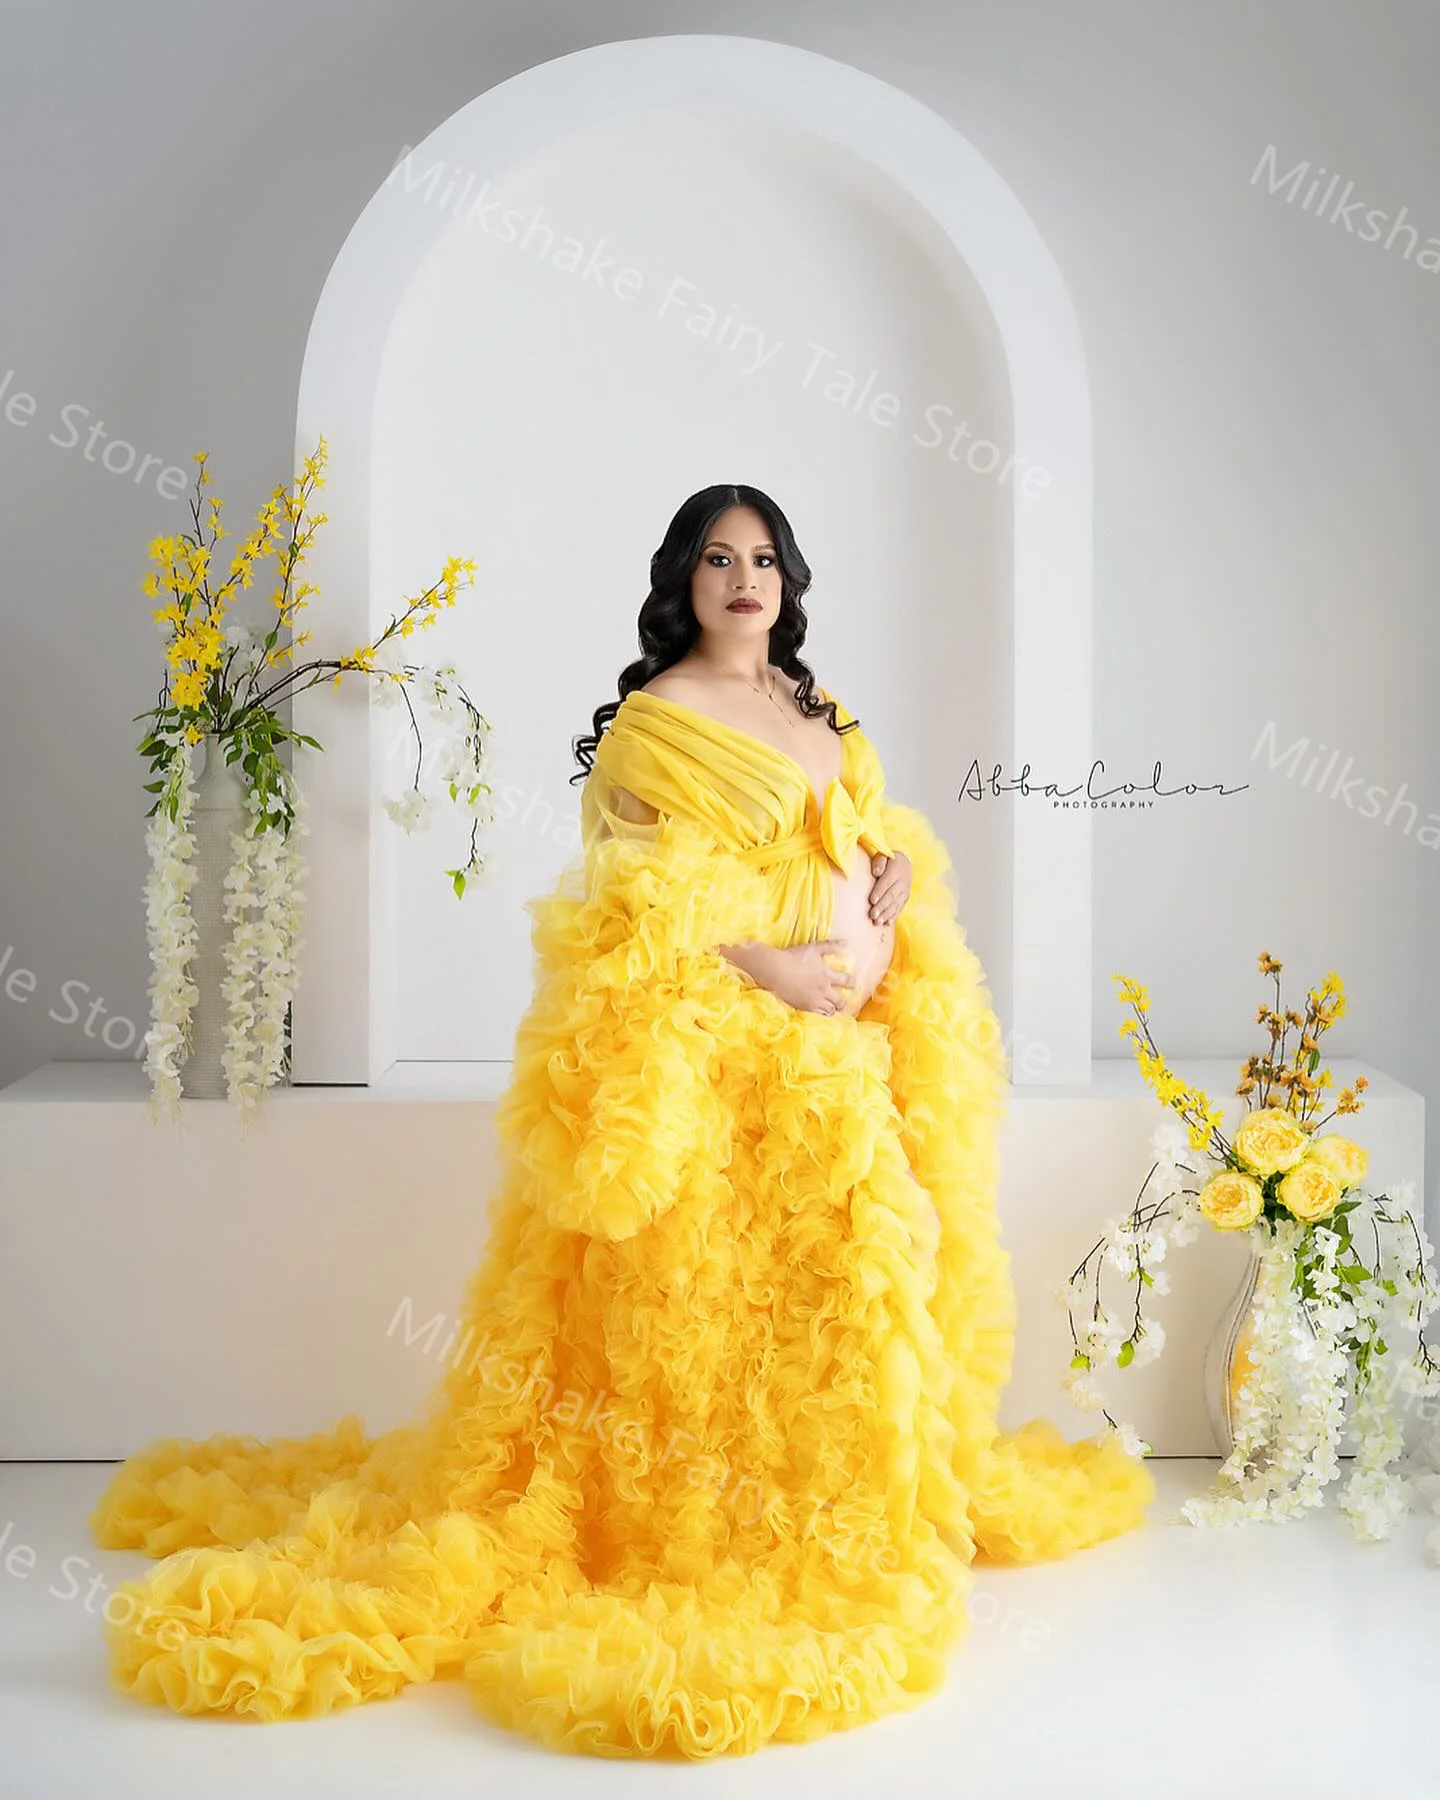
top-left (497, 766), bottom-right (777, 1243)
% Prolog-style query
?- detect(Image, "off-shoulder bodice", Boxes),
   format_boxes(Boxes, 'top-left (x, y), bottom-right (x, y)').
top-left (582, 685), bottom-right (896, 998)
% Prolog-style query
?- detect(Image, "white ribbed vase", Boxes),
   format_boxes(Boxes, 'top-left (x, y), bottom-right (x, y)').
top-left (179, 734), bottom-right (248, 1099)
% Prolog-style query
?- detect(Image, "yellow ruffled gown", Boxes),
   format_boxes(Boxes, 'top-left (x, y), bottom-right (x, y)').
top-left (90, 687), bottom-right (1154, 1757)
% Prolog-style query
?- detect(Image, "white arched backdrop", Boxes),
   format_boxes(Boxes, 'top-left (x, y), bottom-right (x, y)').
top-left (15, 41), bottom-right (1419, 1468)
top-left (292, 33), bottom-right (1093, 1092)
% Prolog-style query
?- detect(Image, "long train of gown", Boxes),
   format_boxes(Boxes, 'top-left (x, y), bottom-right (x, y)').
top-left (89, 687), bottom-right (1154, 1756)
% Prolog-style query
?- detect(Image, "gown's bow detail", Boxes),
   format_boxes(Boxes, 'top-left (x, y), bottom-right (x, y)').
top-left (818, 770), bottom-right (892, 872)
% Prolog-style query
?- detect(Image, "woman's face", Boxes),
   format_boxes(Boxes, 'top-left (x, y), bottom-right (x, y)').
top-left (689, 504), bottom-right (783, 642)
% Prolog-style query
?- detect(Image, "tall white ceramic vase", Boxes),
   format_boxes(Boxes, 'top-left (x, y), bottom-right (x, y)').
top-left (179, 733), bottom-right (248, 1099)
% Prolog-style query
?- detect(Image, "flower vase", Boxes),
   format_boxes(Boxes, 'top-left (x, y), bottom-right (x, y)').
top-left (1203, 1232), bottom-right (1266, 1459)
top-left (179, 734), bottom-right (247, 1099)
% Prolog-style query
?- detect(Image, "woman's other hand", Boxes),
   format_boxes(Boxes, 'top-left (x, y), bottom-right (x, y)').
top-left (769, 940), bottom-right (858, 1014)
top-left (723, 940), bottom-right (857, 1014)
top-left (867, 851), bottom-right (912, 926)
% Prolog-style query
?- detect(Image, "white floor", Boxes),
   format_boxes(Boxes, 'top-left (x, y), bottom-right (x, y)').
top-left (2, 1458), bottom-right (1437, 1799)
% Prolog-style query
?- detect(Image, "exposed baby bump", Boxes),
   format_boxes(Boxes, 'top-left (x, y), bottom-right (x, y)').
top-left (827, 849), bottom-right (896, 1015)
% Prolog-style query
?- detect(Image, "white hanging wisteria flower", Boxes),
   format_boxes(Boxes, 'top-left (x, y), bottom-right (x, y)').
top-left (368, 635), bottom-right (412, 709)
top-left (1061, 1367), bottom-right (1107, 1413)
top-left (1181, 1218), bottom-right (1353, 1527)
top-left (1114, 1419), bottom-right (1152, 1459)
top-left (373, 657), bottom-right (497, 896)
top-left (219, 768), bottom-right (309, 1123)
top-left (141, 742), bottom-right (201, 1124)
top-left (383, 788), bottom-right (436, 835)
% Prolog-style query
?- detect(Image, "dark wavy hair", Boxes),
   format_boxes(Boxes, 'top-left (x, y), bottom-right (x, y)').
top-left (570, 483), bottom-right (857, 783)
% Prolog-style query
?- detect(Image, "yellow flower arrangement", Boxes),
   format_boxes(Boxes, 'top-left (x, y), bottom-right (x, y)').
top-left (1112, 951), bottom-right (1371, 1211)
top-left (136, 436), bottom-right (490, 893)
top-left (1305, 1133), bottom-right (1370, 1190)
top-left (1197, 1171), bottom-right (1265, 1231)
top-left (1275, 1160), bottom-right (1342, 1223)
top-left (1232, 1107), bottom-right (1310, 1177)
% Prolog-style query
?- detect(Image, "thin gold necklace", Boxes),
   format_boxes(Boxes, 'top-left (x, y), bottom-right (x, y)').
top-left (735, 666), bottom-right (798, 731)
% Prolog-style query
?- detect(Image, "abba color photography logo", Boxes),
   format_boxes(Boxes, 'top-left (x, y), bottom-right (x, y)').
top-left (957, 757), bottom-right (1249, 810)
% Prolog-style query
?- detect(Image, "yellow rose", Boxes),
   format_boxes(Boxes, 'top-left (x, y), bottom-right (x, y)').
top-left (1276, 1160), bottom-right (1341, 1223)
top-left (1198, 1171), bottom-right (1265, 1231)
top-left (1232, 1106), bottom-right (1311, 1177)
top-left (1304, 1134), bottom-right (1369, 1191)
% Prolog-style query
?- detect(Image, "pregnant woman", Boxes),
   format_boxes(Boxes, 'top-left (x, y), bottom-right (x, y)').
top-left (90, 484), bottom-right (1154, 1758)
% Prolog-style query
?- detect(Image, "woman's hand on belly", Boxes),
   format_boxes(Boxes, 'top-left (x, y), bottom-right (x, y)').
top-left (733, 939), bottom-right (858, 1014)
top-left (866, 850), bottom-right (912, 926)
top-left (719, 848), bottom-right (909, 1019)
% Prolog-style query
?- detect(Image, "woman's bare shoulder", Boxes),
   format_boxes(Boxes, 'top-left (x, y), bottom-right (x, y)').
top-left (638, 664), bottom-right (708, 701)
top-left (636, 666), bottom-right (746, 724)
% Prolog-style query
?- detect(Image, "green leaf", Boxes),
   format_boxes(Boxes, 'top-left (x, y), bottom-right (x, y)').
top-left (1117, 1340), bottom-right (1135, 1369)
top-left (1069, 1351), bottom-right (1091, 1371)
top-left (452, 870), bottom-right (466, 899)
top-left (142, 779), bottom-right (164, 793)
top-left (1138, 1266), bottom-right (1154, 1286)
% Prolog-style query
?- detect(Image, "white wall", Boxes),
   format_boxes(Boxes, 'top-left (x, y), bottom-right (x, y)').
top-left (1, 0), bottom-right (1436, 1203)
top-left (368, 101), bottom-right (1015, 1068)
top-left (292, 33), bottom-right (1099, 1085)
